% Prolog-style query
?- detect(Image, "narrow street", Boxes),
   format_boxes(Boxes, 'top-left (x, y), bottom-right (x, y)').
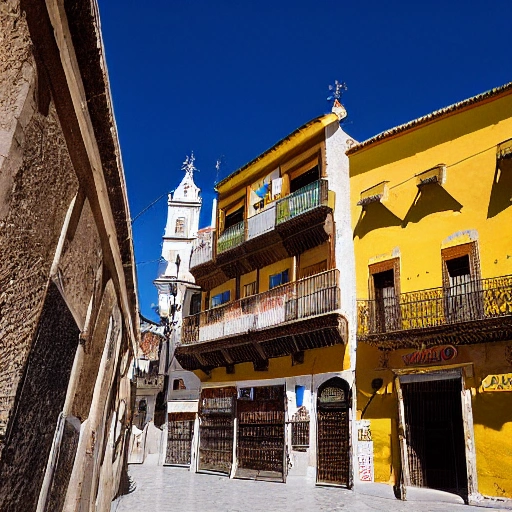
top-left (112, 460), bottom-right (507, 512)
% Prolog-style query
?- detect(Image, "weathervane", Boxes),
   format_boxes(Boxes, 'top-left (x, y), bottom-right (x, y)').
top-left (327, 80), bottom-right (347, 102)
top-left (182, 152), bottom-right (198, 177)
top-left (327, 80), bottom-right (348, 121)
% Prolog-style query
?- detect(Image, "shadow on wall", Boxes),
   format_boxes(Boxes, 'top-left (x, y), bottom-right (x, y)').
top-left (353, 202), bottom-right (402, 240)
top-left (487, 158), bottom-right (512, 219)
top-left (402, 183), bottom-right (462, 228)
top-left (472, 391), bottom-right (512, 431)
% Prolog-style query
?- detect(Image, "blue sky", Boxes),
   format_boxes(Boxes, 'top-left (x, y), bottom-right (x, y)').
top-left (97, 0), bottom-right (512, 322)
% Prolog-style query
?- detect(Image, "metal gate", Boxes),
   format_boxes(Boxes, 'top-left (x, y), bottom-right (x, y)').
top-left (198, 387), bottom-right (236, 474)
top-left (236, 385), bottom-right (286, 481)
top-left (402, 377), bottom-right (467, 497)
top-left (165, 412), bottom-right (195, 465)
top-left (316, 378), bottom-right (350, 486)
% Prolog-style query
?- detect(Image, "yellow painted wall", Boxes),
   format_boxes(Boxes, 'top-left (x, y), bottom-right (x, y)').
top-left (195, 343), bottom-right (346, 383)
top-left (240, 270), bottom-right (257, 295)
top-left (299, 243), bottom-right (329, 273)
top-left (350, 91), bottom-right (512, 298)
top-left (351, 91), bottom-right (512, 498)
top-left (356, 339), bottom-right (512, 497)
top-left (259, 257), bottom-right (294, 293)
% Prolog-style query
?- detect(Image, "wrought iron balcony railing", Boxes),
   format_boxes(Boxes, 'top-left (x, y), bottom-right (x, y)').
top-left (182, 269), bottom-right (340, 345)
top-left (357, 275), bottom-right (512, 337)
top-left (276, 179), bottom-right (328, 225)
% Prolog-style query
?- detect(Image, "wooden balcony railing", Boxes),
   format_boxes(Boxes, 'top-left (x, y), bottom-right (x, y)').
top-left (276, 179), bottom-right (328, 225)
top-left (357, 274), bottom-right (512, 336)
top-left (217, 220), bottom-right (245, 254)
top-left (190, 230), bottom-right (215, 268)
top-left (182, 269), bottom-right (340, 345)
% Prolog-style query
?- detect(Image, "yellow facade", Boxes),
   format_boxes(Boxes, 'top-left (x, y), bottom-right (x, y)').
top-left (350, 85), bottom-right (512, 500)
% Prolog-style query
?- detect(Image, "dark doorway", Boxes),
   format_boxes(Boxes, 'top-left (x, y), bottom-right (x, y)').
top-left (372, 269), bottom-right (399, 332)
top-left (290, 166), bottom-right (319, 193)
top-left (316, 378), bottom-right (351, 487)
top-left (402, 378), bottom-right (468, 499)
top-left (224, 206), bottom-right (244, 230)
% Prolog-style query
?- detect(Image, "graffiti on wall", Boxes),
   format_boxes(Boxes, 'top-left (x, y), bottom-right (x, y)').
top-left (482, 373), bottom-right (512, 391)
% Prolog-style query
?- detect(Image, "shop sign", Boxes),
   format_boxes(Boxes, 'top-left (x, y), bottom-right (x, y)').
top-left (482, 373), bottom-right (512, 392)
top-left (356, 420), bottom-right (374, 482)
top-left (402, 345), bottom-right (457, 366)
top-left (201, 396), bottom-right (233, 414)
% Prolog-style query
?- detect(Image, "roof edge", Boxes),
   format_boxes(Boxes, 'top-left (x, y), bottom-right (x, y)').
top-left (347, 81), bottom-right (512, 156)
top-left (215, 113), bottom-right (339, 192)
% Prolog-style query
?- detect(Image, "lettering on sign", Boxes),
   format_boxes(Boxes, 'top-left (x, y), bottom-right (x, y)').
top-left (402, 345), bottom-right (457, 366)
top-left (482, 373), bottom-right (512, 392)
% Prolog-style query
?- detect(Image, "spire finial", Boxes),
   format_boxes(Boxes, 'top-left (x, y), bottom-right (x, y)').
top-left (181, 152), bottom-right (198, 177)
top-left (327, 80), bottom-right (348, 121)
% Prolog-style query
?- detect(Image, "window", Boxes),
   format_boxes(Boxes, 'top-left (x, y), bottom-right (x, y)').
top-left (243, 281), bottom-right (257, 298)
top-left (269, 269), bottom-right (289, 289)
top-left (224, 206), bottom-right (244, 230)
top-left (290, 165), bottom-right (319, 193)
top-left (442, 242), bottom-right (482, 322)
top-left (173, 379), bottom-right (186, 391)
top-left (211, 290), bottom-right (230, 308)
top-left (190, 293), bottom-right (202, 315)
top-left (175, 217), bottom-right (185, 235)
top-left (369, 258), bottom-right (401, 333)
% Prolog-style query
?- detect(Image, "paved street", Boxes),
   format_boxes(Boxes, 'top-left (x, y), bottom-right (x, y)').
top-left (112, 460), bottom-right (509, 512)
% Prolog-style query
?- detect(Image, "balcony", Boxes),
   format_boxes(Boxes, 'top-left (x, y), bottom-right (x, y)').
top-left (190, 180), bottom-right (332, 289)
top-left (175, 269), bottom-right (347, 371)
top-left (190, 230), bottom-right (215, 268)
top-left (357, 275), bottom-right (512, 348)
top-left (217, 220), bottom-right (245, 254)
top-left (276, 179), bottom-right (327, 225)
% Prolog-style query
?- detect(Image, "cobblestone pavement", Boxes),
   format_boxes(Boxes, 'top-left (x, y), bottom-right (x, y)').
top-left (112, 462), bottom-right (509, 512)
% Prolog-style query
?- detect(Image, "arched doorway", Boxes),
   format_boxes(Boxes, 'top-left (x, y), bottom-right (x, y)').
top-left (316, 377), bottom-right (351, 486)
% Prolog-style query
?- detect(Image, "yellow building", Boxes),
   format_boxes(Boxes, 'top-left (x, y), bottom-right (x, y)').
top-left (176, 109), bottom-right (358, 485)
top-left (349, 82), bottom-right (512, 504)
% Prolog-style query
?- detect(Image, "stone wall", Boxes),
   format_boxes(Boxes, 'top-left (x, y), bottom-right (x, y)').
top-left (0, 1), bottom-right (139, 510)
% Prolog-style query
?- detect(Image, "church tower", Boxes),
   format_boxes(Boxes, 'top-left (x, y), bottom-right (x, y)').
top-left (154, 153), bottom-right (202, 345)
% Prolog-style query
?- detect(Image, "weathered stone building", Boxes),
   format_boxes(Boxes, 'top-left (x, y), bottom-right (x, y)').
top-left (0, 0), bottom-right (139, 510)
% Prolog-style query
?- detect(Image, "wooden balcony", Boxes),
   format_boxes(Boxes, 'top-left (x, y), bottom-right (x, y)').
top-left (189, 180), bottom-right (332, 290)
top-left (357, 274), bottom-right (512, 348)
top-left (175, 269), bottom-right (347, 372)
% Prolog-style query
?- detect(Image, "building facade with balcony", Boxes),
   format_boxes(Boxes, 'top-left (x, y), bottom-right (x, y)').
top-left (349, 83), bottom-right (512, 504)
top-left (178, 109), bottom-right (358, 485)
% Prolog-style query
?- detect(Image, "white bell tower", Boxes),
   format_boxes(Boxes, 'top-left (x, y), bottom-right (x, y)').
top-left (154, 153), bottom-right (201, 334)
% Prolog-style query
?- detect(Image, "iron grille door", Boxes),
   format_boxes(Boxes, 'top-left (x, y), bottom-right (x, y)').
top-left (198, 387), bottom-right (236, 474)
top-left (402, 378), bottom-right (467, 497)
top-left (236, 385), bottom-right (286, 482)
top-left (165, 412), bottom-right (195, 465)
top-left (316, 380), bottom-right (350, 486)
